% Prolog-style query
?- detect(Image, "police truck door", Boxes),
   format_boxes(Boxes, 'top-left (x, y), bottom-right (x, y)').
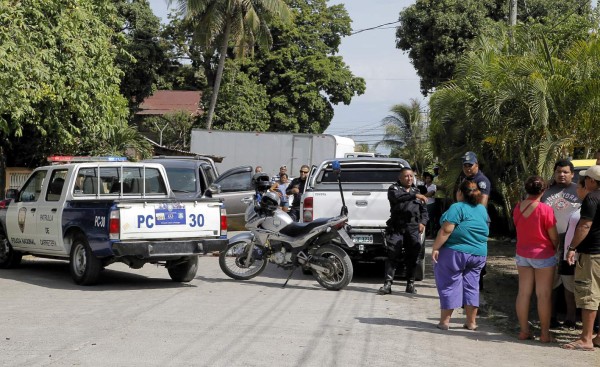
top-left (35, 168), bottom-right (68, 253)
top-left (5, 170), bottom-right (47, 250)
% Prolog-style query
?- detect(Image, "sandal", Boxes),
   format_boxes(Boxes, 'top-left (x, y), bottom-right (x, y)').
top-left (463, 323), bottom-right (478, 331)
top-left (561, 341), bottom-right (594, 351)
top-left (436, 323), bottom-right (449, 330)
top-left (518, 331), bottom-right (534, 341)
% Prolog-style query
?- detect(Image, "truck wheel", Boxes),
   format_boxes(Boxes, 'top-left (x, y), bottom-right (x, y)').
top-left (69, 235), bottom-right (101, 285)
top-left (167, 256), bottom-right (198, 282)
top-left (0, 237), bottom-right (22, 269)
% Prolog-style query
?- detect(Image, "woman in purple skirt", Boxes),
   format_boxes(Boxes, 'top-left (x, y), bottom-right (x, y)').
top-left (432, 180), bottom-right (490, 330)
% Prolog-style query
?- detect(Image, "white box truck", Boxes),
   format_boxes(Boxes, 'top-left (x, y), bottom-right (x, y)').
top-left (189, 130), bottom-right (355, 177)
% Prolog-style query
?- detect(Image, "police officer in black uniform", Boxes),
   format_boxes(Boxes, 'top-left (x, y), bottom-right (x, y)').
top-left (378, 167), bottom-right (428, 295)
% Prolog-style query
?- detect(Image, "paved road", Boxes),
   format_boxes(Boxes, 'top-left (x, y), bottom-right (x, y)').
top-left (0, 242), bottom-right (597, 366)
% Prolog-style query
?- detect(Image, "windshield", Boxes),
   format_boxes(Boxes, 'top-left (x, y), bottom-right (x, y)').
top-left (165, 167), bottom-right (198, 193)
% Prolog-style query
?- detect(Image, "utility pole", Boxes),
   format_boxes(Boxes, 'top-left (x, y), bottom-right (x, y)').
top-left (510, 0), bottom-right (517, 26)
top-left (509, 0), bottom-right (517, 45)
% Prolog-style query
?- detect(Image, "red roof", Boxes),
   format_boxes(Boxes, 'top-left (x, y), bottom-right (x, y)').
top-left (137, 90), bottom-right (202, 116)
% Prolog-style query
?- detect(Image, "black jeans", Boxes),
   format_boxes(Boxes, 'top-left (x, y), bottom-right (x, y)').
top-left (384, 224), bottom-right (422, 282)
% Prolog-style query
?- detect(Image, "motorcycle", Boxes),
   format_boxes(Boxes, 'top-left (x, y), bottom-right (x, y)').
top-left (219, 161), bottom-right (355, 290)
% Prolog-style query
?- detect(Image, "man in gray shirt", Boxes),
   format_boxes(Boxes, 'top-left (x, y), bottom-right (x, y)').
top-left (541, 159), bottom-right (581, 328)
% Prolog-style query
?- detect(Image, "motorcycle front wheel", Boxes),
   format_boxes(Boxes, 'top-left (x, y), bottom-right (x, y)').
top-left (312, 244), bottom-right (353, 291)
top-left (219, 240), bottom-right (267, 280)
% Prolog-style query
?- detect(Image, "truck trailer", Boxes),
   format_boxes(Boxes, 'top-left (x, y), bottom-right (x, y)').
top-left (190, 130), bottom-right (355, 177)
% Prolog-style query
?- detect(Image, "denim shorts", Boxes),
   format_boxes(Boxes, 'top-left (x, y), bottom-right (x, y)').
top-left (515, 254), bottom-right (557, 269)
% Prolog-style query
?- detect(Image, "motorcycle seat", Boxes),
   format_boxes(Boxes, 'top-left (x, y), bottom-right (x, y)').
top-left (279, 217), bottom-right (333, 237)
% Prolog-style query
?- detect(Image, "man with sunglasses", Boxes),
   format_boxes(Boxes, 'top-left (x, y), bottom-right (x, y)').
top-left (286, 165), bottom-right (310, 222)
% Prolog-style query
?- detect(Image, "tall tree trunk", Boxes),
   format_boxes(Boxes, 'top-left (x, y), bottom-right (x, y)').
top-left (205, 21), bottom-right (232, 130)
top-left (509, 0), bottom-right (517, 46)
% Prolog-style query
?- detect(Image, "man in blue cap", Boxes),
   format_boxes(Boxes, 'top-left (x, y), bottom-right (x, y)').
top-left (459, 151), bottom-right (491, 207)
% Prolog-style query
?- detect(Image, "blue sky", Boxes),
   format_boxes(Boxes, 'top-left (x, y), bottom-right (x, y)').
top-left (147, 0), bottom-right (419, 153)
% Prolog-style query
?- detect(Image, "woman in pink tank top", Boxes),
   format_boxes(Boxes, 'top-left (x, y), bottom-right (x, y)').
top-left (513, 175), bottom-right (559, 343)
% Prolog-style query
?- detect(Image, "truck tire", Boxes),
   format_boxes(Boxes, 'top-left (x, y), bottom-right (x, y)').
top-left (167, 256), bottom-right (199, 282)
top-left (69, 235), bottom-right (102, 285)
top-left (0, 236), bottom-right (22, 269)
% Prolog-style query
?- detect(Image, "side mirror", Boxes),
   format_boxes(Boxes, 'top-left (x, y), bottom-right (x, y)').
top-left (5, 189), bottom-right (18, 200)
top-left (204, 183), bottom-right (221, 198)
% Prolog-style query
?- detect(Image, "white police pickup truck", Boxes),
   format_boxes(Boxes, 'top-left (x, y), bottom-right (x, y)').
top-left (0, 157), bottom-right (228, 285)
top-left (300, 158), bottom-right (426, 280)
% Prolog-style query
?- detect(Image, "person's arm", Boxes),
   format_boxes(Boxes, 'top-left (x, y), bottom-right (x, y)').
top-left (566, 218), bottom-right (593, 265)
top-left (388, 186), bottom-right (413, 204)
top-left (480, 194), bottom-right (489, 207)
top-left (286, 179), bottom-right (298, 195)
top-left (547, 225), bottom-right (559, 250)
top-left (418, 203), bottom-right (429, 233)
top-left (431, 222), bottom-right (455, 263)
top-left (425, 184), bottom-right (436, 198)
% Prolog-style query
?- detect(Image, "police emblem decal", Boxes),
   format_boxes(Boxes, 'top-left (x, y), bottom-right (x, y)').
top-left (18, 207), bottom-right (27, 233)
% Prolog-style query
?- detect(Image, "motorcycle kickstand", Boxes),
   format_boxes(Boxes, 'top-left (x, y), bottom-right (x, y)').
top-left (282, 267), bottom-right (297, 288)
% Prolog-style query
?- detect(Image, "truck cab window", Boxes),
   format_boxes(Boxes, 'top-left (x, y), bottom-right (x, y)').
top-left (74, 168), bottom-right (98, 195)
top-left (144, 168), bottom-right (167, 195)
top-left (99, 167), bottom-right (120, 195)
top-left (165, 167), bottom-right (197, 193)
top-left (217, 172), bottom-right (252, 192)
top-left (46, 170), bottom-right (68, 201)
top-left (19, 170), bottom-right (47, 202)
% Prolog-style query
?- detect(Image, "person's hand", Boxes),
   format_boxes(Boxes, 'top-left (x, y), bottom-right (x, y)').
top-left (416, 194), bottom-right (427, 203)
top-left (567, 249), bottom-right (576, 265)
top-left (432, 250), bottom-right (439, 264)
top-left (292, 185), bottom-right (299, 194)
top-left (418, 223), bottom-right (425, 234)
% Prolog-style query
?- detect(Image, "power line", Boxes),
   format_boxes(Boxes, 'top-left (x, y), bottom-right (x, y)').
top-left (351, 21), bottom-right (400, 35)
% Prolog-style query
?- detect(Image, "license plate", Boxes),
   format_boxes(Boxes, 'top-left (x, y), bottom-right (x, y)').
top-left (351, 234), bottom-right (373, 244)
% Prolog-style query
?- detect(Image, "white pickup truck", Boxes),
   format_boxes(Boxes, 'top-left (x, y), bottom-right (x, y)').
top-left (300, 158), bottom-right (426, 280)
top-left (0, 159), bottom-right (227, 285)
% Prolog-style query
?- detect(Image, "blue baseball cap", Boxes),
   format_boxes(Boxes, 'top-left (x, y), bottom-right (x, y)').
top-left (462, 151), bottom-right (478, 165)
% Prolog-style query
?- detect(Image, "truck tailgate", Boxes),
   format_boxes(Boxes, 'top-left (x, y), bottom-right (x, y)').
top-left (118, 201), bottom-right (222, 240)
top-left (310, 189), bottom-right (389, 227)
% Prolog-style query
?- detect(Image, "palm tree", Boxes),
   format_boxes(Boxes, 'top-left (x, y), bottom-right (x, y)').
top-left (377, 99), bottom-right (432, 174)
top-left (92, 123), bottom-right (153, 160)
top-left (429, 30), bottom-right (600, 231)
top-left (169, 0), bottom-right (291, 130)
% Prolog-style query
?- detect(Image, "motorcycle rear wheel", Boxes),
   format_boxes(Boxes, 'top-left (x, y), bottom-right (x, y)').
top-left (219, 240), bottom-right (267, 280)
top-left (312, 244), bottom-right (353, 290)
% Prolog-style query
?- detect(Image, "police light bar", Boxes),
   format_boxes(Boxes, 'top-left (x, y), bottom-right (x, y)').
top-left (47, 156), bottom-right (128, 164)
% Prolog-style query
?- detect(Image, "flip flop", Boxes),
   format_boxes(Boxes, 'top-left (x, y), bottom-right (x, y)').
top-left (561, 341), bottom-right (594, 351)
top-left (436, 323), bottom-right (449, 330)
top-left (463, 323), bottom-right (477, 331)
top-left (518, 332), bottom-right (534, 341)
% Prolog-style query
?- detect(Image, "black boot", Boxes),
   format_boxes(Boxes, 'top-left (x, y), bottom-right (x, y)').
top-left (377, 281), bottom-right (392, 295)
top-left (405, 280), bottom-right (416, 294)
